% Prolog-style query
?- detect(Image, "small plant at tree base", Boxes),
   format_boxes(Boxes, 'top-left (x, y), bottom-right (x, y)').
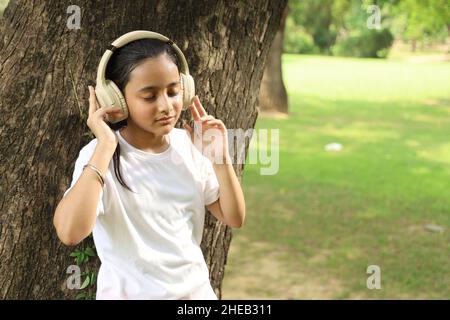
top-left (69, 244), bottom-right (98, 300)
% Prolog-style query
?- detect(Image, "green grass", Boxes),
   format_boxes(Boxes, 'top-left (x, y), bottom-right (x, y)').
top-left (223, 54), bottom-right (450, 299)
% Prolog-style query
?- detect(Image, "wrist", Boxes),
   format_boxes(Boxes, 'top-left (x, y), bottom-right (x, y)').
top-left (97, 140), bottom-right (117, 152)
top-left (212, 155), bottom-right (232, 167)
top-left (83, 164), bottom-right (105, 187)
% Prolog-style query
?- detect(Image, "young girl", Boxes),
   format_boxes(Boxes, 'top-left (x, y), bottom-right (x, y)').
top-left (53, 33), bottom-right (245, 300)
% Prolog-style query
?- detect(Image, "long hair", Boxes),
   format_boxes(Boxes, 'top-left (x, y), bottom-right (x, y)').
top-left (104, 38), bottom-right (180, 192)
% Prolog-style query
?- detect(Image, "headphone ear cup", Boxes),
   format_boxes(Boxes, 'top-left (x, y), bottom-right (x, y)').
top-left (106, 80), bottom-right (129, 123)
top-left (180, 73), bottom-right (195, 111)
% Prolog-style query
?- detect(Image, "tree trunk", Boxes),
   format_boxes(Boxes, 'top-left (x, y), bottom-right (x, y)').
top-left (411, 39), bottom-right (417, 52)
top-left (0, 0), bottom-right (287, 299)
top-left (258, 4), bottom-right (288, 113)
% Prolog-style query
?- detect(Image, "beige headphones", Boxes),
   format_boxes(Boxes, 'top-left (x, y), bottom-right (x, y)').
top-left (95, 30), bottom-right (195, 123)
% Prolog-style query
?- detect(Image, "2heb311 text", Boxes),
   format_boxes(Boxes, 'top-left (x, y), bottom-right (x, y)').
top-left (177, 304), bottom-right (272, 318)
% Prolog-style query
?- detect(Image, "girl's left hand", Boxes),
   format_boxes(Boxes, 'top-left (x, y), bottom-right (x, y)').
top-left (183, 96), bottom-right (230, 164)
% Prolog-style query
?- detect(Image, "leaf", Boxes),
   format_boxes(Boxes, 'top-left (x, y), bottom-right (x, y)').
top-left (90, 272), bottom-right (97, 286)
top-left (80, 276), bottom-right (90, 290)
top-left (84, 247), bottom-right (96, 257)
top-left (75, 292), bottom-right (86, 300)
top-left (69, 252), bottom-right (79, 258)
top-left (76, 255), bottom-right (83, 266)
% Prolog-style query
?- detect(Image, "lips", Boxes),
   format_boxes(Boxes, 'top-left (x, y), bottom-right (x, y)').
top-left (157, 116), bottom-right (174, 122)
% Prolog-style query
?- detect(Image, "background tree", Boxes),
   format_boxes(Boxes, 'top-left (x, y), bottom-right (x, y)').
top-left (285, 0), bottom-right (448, 58)
top-left (288, 0), bottom-right (351, 54)
top-left (0, 0), bottom-right (287, 299)
top-left (390, 0), bottom-right (450, 51)
top-left (258, 5), bottom-right (289, 114)
top-left (332, 0), bottom-right (394, 58)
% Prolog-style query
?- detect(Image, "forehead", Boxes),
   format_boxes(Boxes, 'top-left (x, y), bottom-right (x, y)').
top-left (128, 55), bottom-right (179, 87)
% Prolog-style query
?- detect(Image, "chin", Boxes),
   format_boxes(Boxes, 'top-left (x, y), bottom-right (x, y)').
top-left (161, 127), bottom-right (173, 135)
top-left (154, 124), bottom-right (173, 134)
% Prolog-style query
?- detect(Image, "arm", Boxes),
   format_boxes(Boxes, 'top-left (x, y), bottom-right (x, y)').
top-left (206, 157), bottom-right (246, 228)
top-left (53, 141), bottom-right (115, 246)
top-left (54, 85), bottom-right (123, 246)
top-left (182, 96), bottom-right (246, 228)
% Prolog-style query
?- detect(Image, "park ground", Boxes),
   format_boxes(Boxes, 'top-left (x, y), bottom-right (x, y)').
top-left (222, 49), bottom-right (450, 299)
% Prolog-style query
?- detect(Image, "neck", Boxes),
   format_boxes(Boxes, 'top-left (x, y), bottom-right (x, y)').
top-left (120, 125), bottom-right (169, 153)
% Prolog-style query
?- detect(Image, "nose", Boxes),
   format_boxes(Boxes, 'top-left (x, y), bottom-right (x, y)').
top-left (157, 94), bottom-right (173, 114)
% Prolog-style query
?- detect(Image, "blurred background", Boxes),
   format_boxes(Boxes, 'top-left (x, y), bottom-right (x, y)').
top-left (222, 0), bottom-right (450, 299)
top-left (1, 0), bottom-right (447, 299)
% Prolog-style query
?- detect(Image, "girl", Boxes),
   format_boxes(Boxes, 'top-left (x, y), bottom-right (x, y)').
top-left (53, 34), bottom-right (245, 300)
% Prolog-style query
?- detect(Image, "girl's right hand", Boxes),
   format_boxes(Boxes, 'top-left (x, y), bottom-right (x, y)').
top-left (87, 86), bottom-right (123, 147)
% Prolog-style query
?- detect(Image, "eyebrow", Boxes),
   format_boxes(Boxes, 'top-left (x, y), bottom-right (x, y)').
top-left (138, 81), bottom-right (180, 92)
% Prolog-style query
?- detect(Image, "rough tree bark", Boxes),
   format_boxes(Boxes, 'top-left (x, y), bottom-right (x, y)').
top-left (0, 0), bottom-right (287, 299)
top-left (258, 4), bottom-right (288, 113)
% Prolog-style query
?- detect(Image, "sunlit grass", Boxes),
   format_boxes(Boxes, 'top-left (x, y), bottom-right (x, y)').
top-left (223, 54), bottom-right (450, 299)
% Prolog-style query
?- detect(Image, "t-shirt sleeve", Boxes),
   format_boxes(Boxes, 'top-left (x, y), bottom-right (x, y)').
top-left (200, 155), bottom-right (220, 206)
top-left (63, 141), bottom-right (105, 216)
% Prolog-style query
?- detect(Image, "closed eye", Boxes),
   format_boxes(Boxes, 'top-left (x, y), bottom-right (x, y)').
top-left (143, 91), bottom-right (179, 101)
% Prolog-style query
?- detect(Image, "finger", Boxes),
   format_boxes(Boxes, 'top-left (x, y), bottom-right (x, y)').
top-left (204, 119), bottom-right (224, 128)
top-left (106, 107), bottom-right (126, 122)
top-left (104, 106), bottom-right (123, 113)
top-left (95, 106), bottom-right (122, 118)
top-left (193, 96), bottom-right (207, 118)
top-left (189, 103), bottom-right (201, 121)
top-left (88, 86), bottom-right (98, 116)
top-left (203, 119), bottom-right (217, 125)
top-left (200, 115), bottom-right (215, 122)
top-left (98, 105), bottom-right (121, 113)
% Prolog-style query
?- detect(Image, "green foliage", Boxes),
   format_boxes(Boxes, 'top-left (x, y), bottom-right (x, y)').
top-left (69, 246), bottom-right (97, 300)
top-left (70, 246), bottom-right (96, 265)
top-left (391, 0), bottom-right (450, 42)
top-left (333, 28), bottom-right (394, 58)
top-left (286, 0), bottom-right (448, 58)
top-left (284, 16), bottom-right (319, 54)
top-left (288, 0), bottom-right (351, 54)
top-left (331, 1), bottom-right (394, 58)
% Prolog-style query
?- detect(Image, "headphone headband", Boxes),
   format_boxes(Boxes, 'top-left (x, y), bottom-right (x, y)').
top-left (96, 30), bottom-right (190, 86)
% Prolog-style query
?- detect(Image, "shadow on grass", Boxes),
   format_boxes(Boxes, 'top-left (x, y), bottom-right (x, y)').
top-left (231, 95), bottom-right (450, 298)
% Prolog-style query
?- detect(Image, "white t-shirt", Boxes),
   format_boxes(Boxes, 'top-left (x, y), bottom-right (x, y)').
top-left (63, 128), bottom-right (220, 299)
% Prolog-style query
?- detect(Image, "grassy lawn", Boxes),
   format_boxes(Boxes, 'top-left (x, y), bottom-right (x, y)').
top-left (222, 53), bottom-right (450, 299)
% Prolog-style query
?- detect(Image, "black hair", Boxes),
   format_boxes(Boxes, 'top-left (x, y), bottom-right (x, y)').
top-left (105, 38), bottom-right (180, 192)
